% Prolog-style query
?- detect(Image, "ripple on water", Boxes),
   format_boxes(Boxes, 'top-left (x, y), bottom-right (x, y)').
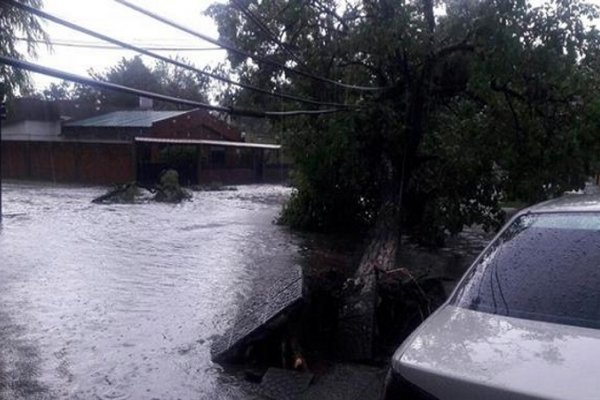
top-left (0, 183), bottom-right (298, 399)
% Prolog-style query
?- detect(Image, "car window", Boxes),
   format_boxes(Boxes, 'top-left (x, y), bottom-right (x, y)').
top-left (452, 212), bottom-right (600, 329)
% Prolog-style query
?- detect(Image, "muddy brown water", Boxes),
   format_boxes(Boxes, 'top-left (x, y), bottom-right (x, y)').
top-left (0, 182), bottom-right (301, 400)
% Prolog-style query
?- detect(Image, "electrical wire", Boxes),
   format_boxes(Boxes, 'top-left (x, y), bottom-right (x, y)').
top-left (113, 0), bottom-right (385, 92)
top-left (0, 55), bottom-right (345, 118)
top-left (229, 0), bottom-right (305, 67)
top-left (15, 37), bottom-right (223, 51)
top-left (4, 0), bottom-right (351, 108)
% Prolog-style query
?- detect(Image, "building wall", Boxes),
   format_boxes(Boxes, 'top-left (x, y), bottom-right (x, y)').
top-left (62, 126), bottom-right (147, 142)
top-left (1, 141), bottom-right (134, 185)
top-left (1, 120), bottom-right (62, 139)
top-left (264, 165), bottom-right (290, 183)
top-left (199, 168), bottom-right (256, 185)
top-left (197, 166), bottom-right (290, 185)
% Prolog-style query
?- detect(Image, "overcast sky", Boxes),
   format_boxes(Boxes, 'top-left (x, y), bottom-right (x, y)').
top-left (21, 0), bottom-right (600, 92)
top-left (26, 0), bottom-right (227, 90)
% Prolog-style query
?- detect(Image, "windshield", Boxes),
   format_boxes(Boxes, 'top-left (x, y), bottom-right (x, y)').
top-left (452, 212), bottom-right (600, 330)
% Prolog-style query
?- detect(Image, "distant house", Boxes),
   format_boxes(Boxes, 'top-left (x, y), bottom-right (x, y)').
top-left (1, 98), bottom-right (62, 141)
top-left (62, 109), bottom-right (242, 142)
top-left (1, 98), bottom-right (285, 185)
top-left (2, 98), bottom-right (121, 141)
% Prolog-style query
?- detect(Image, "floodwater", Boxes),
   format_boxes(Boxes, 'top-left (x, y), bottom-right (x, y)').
top-left (0, 182), bottom-right (300, 400)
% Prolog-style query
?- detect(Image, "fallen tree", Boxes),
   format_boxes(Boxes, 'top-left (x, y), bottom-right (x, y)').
top-left (210, 0), bottom-right (600, 355)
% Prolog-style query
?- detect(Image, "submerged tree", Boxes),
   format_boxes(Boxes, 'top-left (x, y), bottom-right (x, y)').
top-left (209, 0), bottom-right (600, 253)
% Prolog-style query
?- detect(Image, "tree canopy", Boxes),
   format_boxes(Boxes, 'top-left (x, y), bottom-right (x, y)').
top-left (55, 56), bottom-right (211, 109)
top-left (0, 0), bottom-right (47, 98)
top-left (36, 56), bottom-right (211, 110)
top-left (209, 0), bottom-right (600, 245)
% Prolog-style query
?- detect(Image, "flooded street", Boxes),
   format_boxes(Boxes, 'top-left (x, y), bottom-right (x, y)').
top-left (0, 183), bottom-right (300, 400)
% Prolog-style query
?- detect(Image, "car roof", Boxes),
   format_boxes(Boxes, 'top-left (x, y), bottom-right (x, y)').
top-left (523, 193), bottom-right (600, 214)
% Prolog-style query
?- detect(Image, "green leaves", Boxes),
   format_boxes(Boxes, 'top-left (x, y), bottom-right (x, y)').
top-left (44, 56), bottom-right (211, 110)
top-left (213, 0), bottom-right (600, 244)
top-left (0, 0), bottom-right (47, 97)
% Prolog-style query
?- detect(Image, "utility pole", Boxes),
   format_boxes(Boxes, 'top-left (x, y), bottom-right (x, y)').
top-left (0, 84), bottom-right (5, 223)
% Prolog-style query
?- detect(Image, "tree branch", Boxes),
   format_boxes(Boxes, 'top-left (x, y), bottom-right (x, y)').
top-left (490, 79), bottom-right (527, 102)
top-left (311, 0), bottom-right (350, 31)
top-left (337, 59), bottom-right (380, 76)
top-left (230, 0), bottom-right (305, 67)
top-left (422, 0), bottom-right (435, 37)
top-left (504, 90), bottom-right (524, 145)
top-left (435, 42), bottom-right (475, 59)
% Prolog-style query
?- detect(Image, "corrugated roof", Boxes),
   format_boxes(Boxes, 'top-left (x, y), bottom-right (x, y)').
top-left (64, 110), bottom-right (189, 128)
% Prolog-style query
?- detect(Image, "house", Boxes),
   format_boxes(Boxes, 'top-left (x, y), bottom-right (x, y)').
top-left (1, 98), bottom-right (285, 185)
top-left (1, 98), bottom-right (62, 141)
top-left (1, 98), bottom-right (132, 184)
top-left (62, 108), bottom-right (242, 142)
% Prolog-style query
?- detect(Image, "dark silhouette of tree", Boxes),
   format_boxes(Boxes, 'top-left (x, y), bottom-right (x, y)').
top-left (209, 0), bottom-right (600, 248)
top-left (44, 56), bottom-right (211, 110)
top-left (0, 0), bottom-right (48, 97)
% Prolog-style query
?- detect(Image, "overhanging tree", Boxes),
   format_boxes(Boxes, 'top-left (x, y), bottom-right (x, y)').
top-left (210, 0), bottom-right (600, 253)
top-left (0, 0), bottom-right (47, 97)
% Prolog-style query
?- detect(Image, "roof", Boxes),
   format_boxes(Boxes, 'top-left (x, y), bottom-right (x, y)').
top-left (524, 193), bottom-right (600, 214)
top-left (134, 137), bottom-right (281, 150)
top-left (64, 110), bottom-right (188, 128)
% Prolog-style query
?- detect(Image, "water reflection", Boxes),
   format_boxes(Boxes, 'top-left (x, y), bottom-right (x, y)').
top-left (403, 307), bottom-right (569, 376)
top-left (0, 183), bottom-right (297, 399)
top-left (453, 212), bottom-right (600, 330)
top-left (398, 306), bottom-right (600, 399)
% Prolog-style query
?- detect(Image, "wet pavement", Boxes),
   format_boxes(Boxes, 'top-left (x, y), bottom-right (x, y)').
top-left (0, 182), bottom-right (299, 400)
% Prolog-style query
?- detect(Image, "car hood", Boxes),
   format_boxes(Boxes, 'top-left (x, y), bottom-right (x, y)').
top-left (392, 305), bottom-right (600, 400)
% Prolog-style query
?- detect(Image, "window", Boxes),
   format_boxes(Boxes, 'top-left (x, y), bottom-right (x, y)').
top-left (452, 212), bottom-right (600, 329)
top-left (209, 147), bottom-right (226, 168)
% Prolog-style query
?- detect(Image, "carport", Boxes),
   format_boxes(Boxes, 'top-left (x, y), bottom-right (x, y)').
top-left (134, 137), bottom-right (284, 185)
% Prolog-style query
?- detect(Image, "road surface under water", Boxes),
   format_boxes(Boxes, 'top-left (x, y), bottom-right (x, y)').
top-left (0, 183), bottom-right (300, 400)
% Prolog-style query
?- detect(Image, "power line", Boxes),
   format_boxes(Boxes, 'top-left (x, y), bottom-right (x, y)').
top-left (7, 0), bottom-right (348, 108)
top-left (15, 37), bottom-right (223, 51)
top-left (229, 0), bottom-right (305, 67)
top-left (114, 0), bottom-right (385, 92)
top-left (5, 0), bottom-right (350, 108)
top-left (0, 55), bottom-right (345, 118)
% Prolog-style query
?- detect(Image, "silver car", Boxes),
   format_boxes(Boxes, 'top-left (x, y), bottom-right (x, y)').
top-left (383, 194), bottom-right (600, 400)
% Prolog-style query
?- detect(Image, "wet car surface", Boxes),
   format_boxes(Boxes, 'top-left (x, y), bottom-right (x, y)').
top-left (0, 182), bottom-right (298, 400)
top-left (385, 194), bottom-right (600, 400)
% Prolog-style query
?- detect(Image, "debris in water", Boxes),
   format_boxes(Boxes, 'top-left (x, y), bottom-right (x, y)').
top-left (153, 170), bottom-right (192, 203)
top-left (211, 264), bottom-right (304, 364)
top-left (92, 169), bottom-right (191, 204)
top-left (92, 182), bottom-right (153, 204)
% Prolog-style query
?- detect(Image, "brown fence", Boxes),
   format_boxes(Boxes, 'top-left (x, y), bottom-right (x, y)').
top-left (2, 140), bottom-right (289, 186)
top-left (1, 140), bottom-right (134, 185)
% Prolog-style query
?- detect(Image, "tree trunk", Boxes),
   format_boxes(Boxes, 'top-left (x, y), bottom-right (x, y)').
top-left (336, 0), bottom-right (437, 362)
top-left (336, 179), bottom-right (402, 361)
